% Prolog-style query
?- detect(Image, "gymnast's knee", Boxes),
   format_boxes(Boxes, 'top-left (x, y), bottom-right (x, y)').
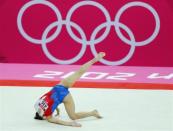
top-left (69, 114), bottom-right (78, 120)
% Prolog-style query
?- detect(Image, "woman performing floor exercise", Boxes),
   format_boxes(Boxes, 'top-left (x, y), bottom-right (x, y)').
top-left (34, 52), bottom-right (106, 127)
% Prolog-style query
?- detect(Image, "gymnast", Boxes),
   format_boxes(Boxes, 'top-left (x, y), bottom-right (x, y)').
top-left (34, 52), bottom-right (105, 127)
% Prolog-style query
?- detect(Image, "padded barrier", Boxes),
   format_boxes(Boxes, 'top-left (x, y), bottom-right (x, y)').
top-left (0, 63), bottom-right (173, 90)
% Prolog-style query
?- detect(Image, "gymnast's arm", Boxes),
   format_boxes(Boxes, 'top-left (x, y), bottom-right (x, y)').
top-left (46, 116), bottom-right (81, 127)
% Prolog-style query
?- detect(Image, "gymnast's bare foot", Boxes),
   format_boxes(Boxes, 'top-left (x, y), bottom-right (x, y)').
top-left (92, 110), bottom-right (103, 119)
top-left (93, 52), bottom-right (106, 62)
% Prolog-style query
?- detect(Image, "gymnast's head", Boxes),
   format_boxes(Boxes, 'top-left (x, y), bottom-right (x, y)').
top-left (34, 112), bottom-right (44, 120)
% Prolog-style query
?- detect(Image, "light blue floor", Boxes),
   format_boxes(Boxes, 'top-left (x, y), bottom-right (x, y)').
top-left (0, 86), bottom-right (173, 131)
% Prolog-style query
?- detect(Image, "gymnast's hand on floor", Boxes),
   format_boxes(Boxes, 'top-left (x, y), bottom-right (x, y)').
top-left (71, 121), bottom-right (82, 127)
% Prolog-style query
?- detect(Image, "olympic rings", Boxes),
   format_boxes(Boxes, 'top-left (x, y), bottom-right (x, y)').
top-left (42, 21), bottom-right (87, 64)
top-left (17, 0), bottom-right (62, 44)
top-left (17, 0), bottom-right (160, 65)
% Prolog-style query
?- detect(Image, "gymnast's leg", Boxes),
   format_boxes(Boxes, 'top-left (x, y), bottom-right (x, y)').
top-left (60, 52), bottom-right (105, 120)
top-left (59, 52), bottom-right (105, 88)
top-left (63, 93), bottom-right (102, 120)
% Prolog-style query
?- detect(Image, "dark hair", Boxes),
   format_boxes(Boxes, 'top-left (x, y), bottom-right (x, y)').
top-left (34, 112), bottom-right (44, 120)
